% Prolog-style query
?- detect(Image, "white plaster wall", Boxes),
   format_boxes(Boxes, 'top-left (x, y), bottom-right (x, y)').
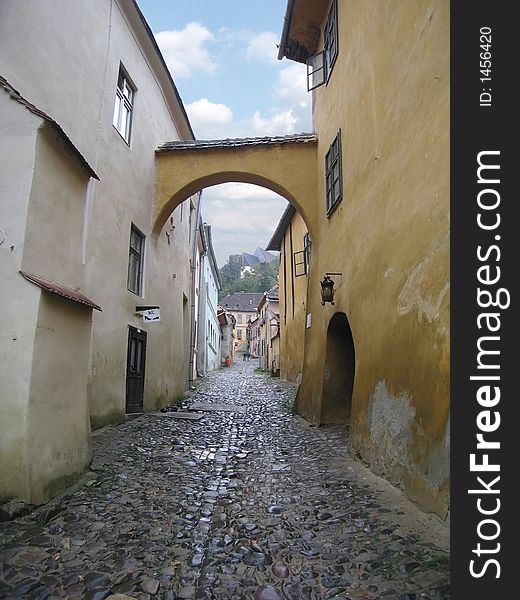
top-left (0, 93), bottom-right (94, 502)
top-left (1, 0), bottom-right (197, 425)
top-left (0, 0), bottom-right (112, 168)
top-left (27, 293), bottom-right (93, 503)
top-left (0, 95), bottom-right (41, 500)
top-left (204, 257), bottom-right (221, 373)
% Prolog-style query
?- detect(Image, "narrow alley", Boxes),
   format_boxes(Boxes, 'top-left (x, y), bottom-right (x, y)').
top-left (0, 363), bottom-right (449, 600)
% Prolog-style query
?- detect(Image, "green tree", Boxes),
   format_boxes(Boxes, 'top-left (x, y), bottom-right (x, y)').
top-left (218, 255), bottom-right (279, 300)
top-left (219, 254), bottom-right (241, 288)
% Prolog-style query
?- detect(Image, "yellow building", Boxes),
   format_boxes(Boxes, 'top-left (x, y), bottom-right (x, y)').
top-left (152, 0), bottom-right (449, 516)
top-left (257, 285), bottom-right (280, 372)
top-left (276, 0), bottom-right (450, 516)
top-left (267, 206), bottom-right (310, 384)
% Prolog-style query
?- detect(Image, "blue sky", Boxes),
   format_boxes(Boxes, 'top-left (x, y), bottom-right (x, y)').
top-left (136, 0), bottom-right (312, 266)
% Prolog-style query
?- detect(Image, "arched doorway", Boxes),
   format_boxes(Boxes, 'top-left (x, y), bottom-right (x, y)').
top-left (321, 312), bottom-right (355, 424)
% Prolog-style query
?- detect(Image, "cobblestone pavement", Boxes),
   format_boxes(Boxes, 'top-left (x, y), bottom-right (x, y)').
top-left (0, 361), bottom-right (449, 600)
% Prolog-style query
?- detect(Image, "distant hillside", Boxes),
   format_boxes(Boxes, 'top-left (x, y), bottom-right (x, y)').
top-left (219, 249), bottom-right (279, 300)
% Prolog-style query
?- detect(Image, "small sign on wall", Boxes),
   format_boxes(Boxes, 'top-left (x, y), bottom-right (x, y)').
top-left (142, 308), bottom-right (160, 322)
top-left (306, 313), bottom-right (312, 328)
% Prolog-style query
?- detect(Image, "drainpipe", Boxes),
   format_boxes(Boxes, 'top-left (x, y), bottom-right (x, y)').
top-left (188, 191), bottom-right (202, 388)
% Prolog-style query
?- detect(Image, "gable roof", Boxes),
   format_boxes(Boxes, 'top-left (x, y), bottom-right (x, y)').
top-left (220, 292), bottom-right (265, 313)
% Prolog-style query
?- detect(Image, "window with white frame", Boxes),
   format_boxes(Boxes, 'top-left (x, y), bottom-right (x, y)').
top-left (325, 130), bottom-right (343, 214)
top-left (128, 224), bottom-right (145, 295)
top-left (113, 66), bottom-right (135, 144)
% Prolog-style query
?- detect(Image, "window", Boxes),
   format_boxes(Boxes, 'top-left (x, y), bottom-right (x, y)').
top-left (294, 233), bottom-right (313, 277)
top-left (294, 250), bottom-right (307, 277)
top-left (236, 313), bottom-right (243, 324)
top-left (237, 329), bottom-right (242, 340)
top-left (128, 224), bottom-right (145, 295)
top-left (325, 130), bottom-right (343, 214)
top-left (113, 66), bottom-right (135, 143)
top-left (307, 52), bottom-right (326, 91)
top-left (304, 233), bottom-right (312, 268)
top-left (306, 0), bottom-right (339, 90)
top-left (324, 0), bottom-right (339, 78)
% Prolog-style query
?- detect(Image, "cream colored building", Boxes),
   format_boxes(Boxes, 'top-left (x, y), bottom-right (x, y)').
top-left (0, 0), bottom-right (198, 503)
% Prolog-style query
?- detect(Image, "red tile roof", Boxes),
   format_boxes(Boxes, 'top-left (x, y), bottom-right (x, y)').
top-left (20, 271), bottom-right (102, 311)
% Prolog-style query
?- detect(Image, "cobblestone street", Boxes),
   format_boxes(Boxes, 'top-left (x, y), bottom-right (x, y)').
top-left (0, 362), bottom-right (449, 600)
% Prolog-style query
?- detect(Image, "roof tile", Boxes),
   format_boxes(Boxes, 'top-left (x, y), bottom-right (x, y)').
top-left (157, 133), bottom-right (317, 153)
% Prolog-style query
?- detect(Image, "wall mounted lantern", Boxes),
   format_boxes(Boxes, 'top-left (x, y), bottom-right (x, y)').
top-left (320, 273), bottom-right (342, 305)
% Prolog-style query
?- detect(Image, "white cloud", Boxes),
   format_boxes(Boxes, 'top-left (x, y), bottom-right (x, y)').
top-left (246, 31), bottom-right (279, 63)
top-left (276, 63), bottom-right (309, 109)
top-left (206, 182), bottom-right (281, 202)
top-left (248, 109), bottom-right (297, 136)
top-left (155, 23), bottom-right (217, 79)
top-left (186, 98), bottom-right (233, 138)
top-left (201, 185), bottom-right (288, 265)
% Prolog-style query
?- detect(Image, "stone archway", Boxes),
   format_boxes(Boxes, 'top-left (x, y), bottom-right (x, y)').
top-left (152, 135), bottom-right (318, 237)
top-left (321, 312), bottom-right (356, 424)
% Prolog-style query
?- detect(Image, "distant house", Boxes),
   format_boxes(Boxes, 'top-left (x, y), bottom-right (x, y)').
top-left (257, 285), bottom-right (280, 372)
top-left (217, 308), bottom-right (235, 366)
top-left (219, 292), bottom-right (264, 354)
top-left (196, 223), bottom-right (222, 376)
top-left (247, 314), bottom-right (261, 358)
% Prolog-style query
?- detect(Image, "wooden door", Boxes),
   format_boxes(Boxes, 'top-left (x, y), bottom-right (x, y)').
top-left (126, 326), bottom-right (146, 413)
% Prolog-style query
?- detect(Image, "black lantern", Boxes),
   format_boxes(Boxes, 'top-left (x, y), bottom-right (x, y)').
top-left (320, 275), bottom-right (335, 305)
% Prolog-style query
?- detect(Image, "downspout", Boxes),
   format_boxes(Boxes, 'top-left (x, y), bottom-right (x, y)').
top-left (188, 191), bottom-right (202, 388)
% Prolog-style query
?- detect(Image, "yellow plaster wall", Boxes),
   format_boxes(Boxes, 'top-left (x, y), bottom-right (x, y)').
top-left (153, 143), bottom-right (318, 237)
top-left (297, 0), bottom-right (450, 515)
top-left (279, 211), bottom-right (309, 383)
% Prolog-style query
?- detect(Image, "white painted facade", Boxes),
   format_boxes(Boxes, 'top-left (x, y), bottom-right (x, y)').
top-left (0, 0), bottom-right (198, 502)
top-left (196, 223), bottom-right (222, 375)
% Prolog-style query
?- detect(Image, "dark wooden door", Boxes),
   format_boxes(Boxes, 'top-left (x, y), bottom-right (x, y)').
top-left (126, 326), bottom-right (146, 413)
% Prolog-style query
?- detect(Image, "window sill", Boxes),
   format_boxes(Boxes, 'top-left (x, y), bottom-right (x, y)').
top-left (326, 197), bottom-right (343, 218)
top-left (112, 124), bottom-right (131, 147)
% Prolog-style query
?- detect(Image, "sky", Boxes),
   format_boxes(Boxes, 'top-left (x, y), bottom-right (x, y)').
top-left (136, 0), bottom-right (313, 266)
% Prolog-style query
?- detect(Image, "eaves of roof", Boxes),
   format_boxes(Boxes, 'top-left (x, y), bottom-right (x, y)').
top-left (0, 75), bottom-right (99, 181)
top-left (266, 204), bottom-right (296, 251)
top-left (129, 0), bottom-right (194, 140)
top-left (157, 133), bottom-right (317, 153)
top-left (21, 271), bottom-right (102, 311)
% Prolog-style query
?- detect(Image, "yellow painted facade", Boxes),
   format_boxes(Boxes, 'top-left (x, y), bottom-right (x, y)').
top-left (153, 0), bottom-right (449, 516)
top-left (269, 209), bottom-right (309, 384)
top-left (283, 0), bottom-right (450, 515)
